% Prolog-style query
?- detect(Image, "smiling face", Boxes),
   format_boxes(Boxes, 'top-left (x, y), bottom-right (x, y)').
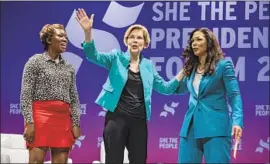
top-left (40, 24), bottom-right (68, 53)
top-left (191, 31), bottom-right (207, 57)
top-left (49, 28), bottom-right (68, 53)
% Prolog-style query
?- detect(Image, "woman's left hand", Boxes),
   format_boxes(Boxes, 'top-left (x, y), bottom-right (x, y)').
top-left (72, 126), bottom-right (81, 139)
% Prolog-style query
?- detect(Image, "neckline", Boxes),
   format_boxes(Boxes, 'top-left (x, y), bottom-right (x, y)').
top-left (128, 69), bottom-right (140, 74)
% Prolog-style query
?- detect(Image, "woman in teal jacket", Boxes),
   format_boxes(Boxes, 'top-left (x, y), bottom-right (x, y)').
top-left (75, 8), bottom-right (185, 164)
top-left (175, 28), bottom-right (243, 163)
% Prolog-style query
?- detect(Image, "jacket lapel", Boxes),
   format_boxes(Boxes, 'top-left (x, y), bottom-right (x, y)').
top-left (121, 51), bottom-right (148, 88)
top-left (121, 51), bottom-right (130, 69)
top-left (198, 74), bottom-right (211, 98)
top-left (139, 58), bottom-right (151, 89)
top-left (198, 61), bottom-right (222, 98)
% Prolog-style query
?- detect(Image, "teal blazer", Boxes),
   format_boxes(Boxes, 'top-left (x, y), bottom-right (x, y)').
top-left (82, 41), bottom-right (180, 120)
top-left (175, 59), bottom-right (243, 138)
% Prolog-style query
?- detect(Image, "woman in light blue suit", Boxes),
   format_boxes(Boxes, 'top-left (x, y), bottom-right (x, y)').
top-left (75, 9), bottom-right (185, 164)
top-left (176, 28), bottom-right (243, 163)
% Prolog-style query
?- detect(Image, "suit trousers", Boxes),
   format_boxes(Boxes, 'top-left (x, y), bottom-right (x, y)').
top-left (178, 120), bottom-right (231, 163)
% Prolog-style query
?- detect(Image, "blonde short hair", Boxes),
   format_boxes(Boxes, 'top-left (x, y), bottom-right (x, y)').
top-left (39, 24), bottom-right (65, 50)
top-left (123, 24), bottom-right (151, 48)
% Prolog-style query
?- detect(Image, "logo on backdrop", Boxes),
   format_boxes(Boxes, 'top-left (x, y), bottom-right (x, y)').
top-left (80, 103), bottom-right (87, 115)
top-left (255, 137), bottom-right (269, 153)
top-left (9, 103), bottom-right (21, 115)
top-left (72, 135), bottom-right (86, 149)
top-left (98, 107), bottom-right (108, 117)
top-left (159, 137), bottom-right (178, 149)
top-left (97, 136), bottom-right (104, 148)
top-left (63, 1), bottom-right (144, 74)
top-left (255, 105), bottom-right (269, 117)
top-left (231, 139), bottom-right (243, 151)
top-left (160, 101), bottom-right (179, 118)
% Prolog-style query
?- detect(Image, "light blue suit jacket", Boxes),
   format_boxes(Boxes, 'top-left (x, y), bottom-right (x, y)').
top-left (82, 41), bottom-right (180, 120)
top-left (175, 59), bottom-right (243, 138)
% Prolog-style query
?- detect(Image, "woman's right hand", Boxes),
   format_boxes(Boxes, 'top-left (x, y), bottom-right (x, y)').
top-left (23, 123), bottom-right (35, 143)
top-left (75, 8), bottom-right (94, 32)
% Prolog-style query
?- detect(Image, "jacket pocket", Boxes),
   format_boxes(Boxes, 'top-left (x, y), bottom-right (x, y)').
top-left (209, 101), bottom-right (227, 110)
top-left (102, 83), bottom-right (114, 93)
top-left (212, 106), bottom-right (227, 112)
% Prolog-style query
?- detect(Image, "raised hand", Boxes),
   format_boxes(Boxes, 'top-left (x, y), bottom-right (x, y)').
top-left (75, 8), bottom-right (94, 32)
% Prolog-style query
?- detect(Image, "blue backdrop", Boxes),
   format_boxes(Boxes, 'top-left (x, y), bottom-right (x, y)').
top-left (1, 1), bottom-right (269, 163)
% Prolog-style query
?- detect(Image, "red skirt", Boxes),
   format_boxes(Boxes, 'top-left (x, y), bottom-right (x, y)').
top-left (25, 100), bottom-right (75, 149)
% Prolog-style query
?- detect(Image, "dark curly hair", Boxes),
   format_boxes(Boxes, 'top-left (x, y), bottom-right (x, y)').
top-left (182, 28), bottom-right (224, 77)
top-left (39, 24), bottom-right (65, 50)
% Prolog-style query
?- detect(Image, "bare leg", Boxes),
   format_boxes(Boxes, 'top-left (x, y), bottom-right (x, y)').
top-left (51, 147), bottom-right (70, 163)
top-left (29, 147), bottom-right (48, 163)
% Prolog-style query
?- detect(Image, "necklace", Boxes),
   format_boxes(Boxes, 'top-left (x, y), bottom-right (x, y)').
top-left (197, 65), bottom-right (205, 74)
